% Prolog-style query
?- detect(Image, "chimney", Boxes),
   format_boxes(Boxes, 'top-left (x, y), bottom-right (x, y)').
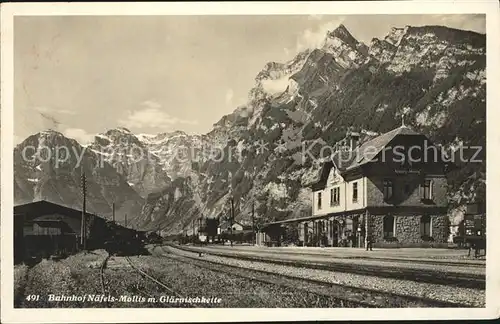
top-left (345, 130), bottom-right (360, 151)
top-left (350, 132), bottom-right (360, 150)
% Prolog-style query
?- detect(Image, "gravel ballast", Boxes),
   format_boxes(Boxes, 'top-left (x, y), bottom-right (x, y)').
top-left (185, 246), bottom-right (485, 275)
top-left (164, 245), bottom-right (485, 307)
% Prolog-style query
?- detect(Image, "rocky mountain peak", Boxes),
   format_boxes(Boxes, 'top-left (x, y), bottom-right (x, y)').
top-left (255, 49), bottom-right (311, 85)
top-left (139, 130), bottom-right (189, 144)
top-left (321, 24), bottom-right (369, 69)
top-left (37, 129), bottom-right (65, 140)
top-left (166, 130), bottom-right (188, 137)
top-left (384, 26), bottom-right (408, 46)
top-left (326, 23), bottom-right (358, 47)
top-left (264, 61), bottom-right (285, 72)
top-left (23, 129), bottom-right (81, 150)
top-left (405, 25), bottom-right (486, 48)
top-left (92, 128), bottom-right (143, 148)
top-left (115, 127), bottom-right (132, 133)
top-left (14, 130), bottom-right (145, 222)
top-left (384, 24), bottom-right (485, 75)
top-left (104, 127), bottom-right (135, 138)
top-left (368, 37), bottom-right (397, 64)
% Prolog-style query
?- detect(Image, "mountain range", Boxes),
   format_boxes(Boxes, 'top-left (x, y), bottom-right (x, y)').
top-left (14, 24), bottom-right (486, 234)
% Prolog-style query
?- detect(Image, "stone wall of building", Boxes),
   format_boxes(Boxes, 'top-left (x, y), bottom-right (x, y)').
top-left (395, 215), bottom-right (422, 244)
top-left (366, 214), bottom-right (384, 243)
top-left (366, 175), bottom-right (448, 207)
top-left (368, 213), bottom-right (449, 247)
top-left (431, 214), bottom-right (448, 243)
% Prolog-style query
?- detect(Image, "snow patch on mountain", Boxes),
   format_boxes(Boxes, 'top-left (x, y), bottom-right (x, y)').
top-left (261, 76), bottom-right (292, 95)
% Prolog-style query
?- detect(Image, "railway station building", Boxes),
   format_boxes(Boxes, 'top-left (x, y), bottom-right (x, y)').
top-left (262, 125), bottom-right (452, 248)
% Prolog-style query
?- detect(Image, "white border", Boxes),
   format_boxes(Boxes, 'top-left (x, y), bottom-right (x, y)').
top-left (2, 1), bottom-right (500, 323)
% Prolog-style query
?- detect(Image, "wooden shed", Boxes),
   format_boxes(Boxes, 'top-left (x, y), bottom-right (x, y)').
top-left (14, 200), bottom-right (109, 262)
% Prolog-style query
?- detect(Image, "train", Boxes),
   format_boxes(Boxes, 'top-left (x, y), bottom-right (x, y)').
top-left (101, 221), bottom-right (168, 256)
top-left (103, 222), bottom-right (149, 256)
top-left (453, 203), bottom-right (486, 257)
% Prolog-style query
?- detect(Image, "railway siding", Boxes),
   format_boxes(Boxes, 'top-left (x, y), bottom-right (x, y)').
top-left (159, 246), bottom-right (473, 308)
top-left (133, 250), bottom-right (377, 308)
top-left (178, 246), bottom-right (485, 274)
top-left (164, 245), bottom-right (485, 307)
top-left (124, 256), bottom-right (197, 307)
top-left (172, 245), bottom-right (484, 289)
top-left (203, 245), bottom-right (486, 266)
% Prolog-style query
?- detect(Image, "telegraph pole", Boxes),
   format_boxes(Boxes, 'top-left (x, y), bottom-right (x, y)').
top-left (252, 200), bottom-right (255, 245)
top-left (112, 203), bottom-right (115, 222)
top-left (227, 170), bottom-right (234, 247)
top-left (80, 170), bottom-right (87, 250)
top-left (124, 214), bottom-right (127, 227)
top-left (230, 197), bottom-right (234, 247)
top-left (192, 218), bottom-right (196, 243)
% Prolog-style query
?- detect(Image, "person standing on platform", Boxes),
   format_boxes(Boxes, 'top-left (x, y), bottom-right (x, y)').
top-left (366, 234), bottom-right (373, 251)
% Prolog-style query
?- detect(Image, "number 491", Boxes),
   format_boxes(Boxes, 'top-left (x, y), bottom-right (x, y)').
top-left (25, 295), bottom-right (40, 301)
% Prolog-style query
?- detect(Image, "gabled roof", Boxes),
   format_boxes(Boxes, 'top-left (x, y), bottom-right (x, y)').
top-left (218, 222), bottom-right (231, 230)
top-left (219, 221), bottom-right (245, 230)
top-left (309, 148), bottom-right (358, 188)
top-left (346, 125), bottom-right (419, 171)
top-left (14, 200), bottom-right (142, 232)
top-left (232, 222), bottom-right (245, 227)
top-left (14, 200), bottom-right (99, 219)
top-left (309, 125), bottom-right (422, 188)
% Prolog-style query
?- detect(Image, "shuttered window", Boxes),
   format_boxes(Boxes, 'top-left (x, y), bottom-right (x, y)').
top-left (383, 179), bottom-right (393, 200)
top-left (420, 179), bottom-right (433, 200)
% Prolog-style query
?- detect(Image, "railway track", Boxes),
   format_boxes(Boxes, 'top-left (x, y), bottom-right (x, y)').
top-left (157, 245), bottom-right (472, 308)
top-left (100, 253), bottom-right (194, 307)
top-left (99, 254), bottom-right (111, 307)
top-left (169, 244), bottom-right (485, 290)
top-left (203, 247), bottom-right (485, 268)
top-left (329, 255), bottom-right (485, 268)
top-left (124, 255), bottom-right (198, 308)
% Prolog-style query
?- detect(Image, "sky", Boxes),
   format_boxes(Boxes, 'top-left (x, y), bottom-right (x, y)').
top-left (14, 14), bottom-right (485, 144)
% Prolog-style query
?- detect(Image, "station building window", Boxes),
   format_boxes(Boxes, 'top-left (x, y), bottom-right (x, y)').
top-left (383, 179), bottom-right (393, 200)
top-left (420, 179), bottom-right (433, 200)
top-left (420, 215), bottom-right (432, 237)
top-left (383, 215), bottom-right (395, 238)
top-left (330, 187), bottom-right (340, 206)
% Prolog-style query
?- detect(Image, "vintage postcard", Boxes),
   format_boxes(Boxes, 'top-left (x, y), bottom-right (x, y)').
top-left (1, 1), bottom-right (499, 323)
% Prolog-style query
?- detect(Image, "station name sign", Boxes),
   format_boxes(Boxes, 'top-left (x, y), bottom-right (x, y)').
top-left (394, 169), bottom-right (421, 175)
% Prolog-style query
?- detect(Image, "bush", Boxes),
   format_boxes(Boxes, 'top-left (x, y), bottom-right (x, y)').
top-left (384, 236), bottom-right (399, 242)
